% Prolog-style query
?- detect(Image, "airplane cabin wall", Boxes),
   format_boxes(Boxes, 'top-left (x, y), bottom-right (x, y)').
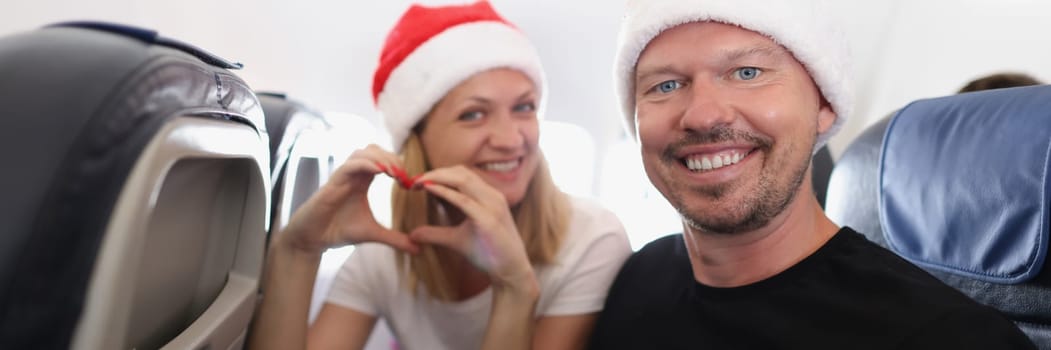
top-left (832, 0), bottom-right (1051, 157)
top-left (3, 0), bottom-right (1050, 182)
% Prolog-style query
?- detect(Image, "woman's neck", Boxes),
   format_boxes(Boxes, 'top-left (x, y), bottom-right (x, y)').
top-left (443, 253), bottom-right (492, 301)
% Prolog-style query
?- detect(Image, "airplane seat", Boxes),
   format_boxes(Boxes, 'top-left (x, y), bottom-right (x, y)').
top-left (812, 145), bottom-right (834, 209)
top-left (257, 93), bottom-right (331, 237)
top-left (825, 115), bottom-right (894, 246)
top-left (0, 22), bottom-right (270, 350)
top-left (825, 85), bottom-right (1051, 347)
top-left (256, 96), bottom-right (401, 350)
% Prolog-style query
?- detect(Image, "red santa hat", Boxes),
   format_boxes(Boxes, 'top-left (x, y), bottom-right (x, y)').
top-left (614, 0), bottom-right (853, 150)
top-left (373, 1), bottom-right (545, 152)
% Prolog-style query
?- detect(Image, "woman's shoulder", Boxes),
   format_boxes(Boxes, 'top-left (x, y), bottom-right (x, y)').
top-left (566, 196), bottom-right (624, 231)
top-left (560, 195), bottom-right (631, 253)
top-left (345, 242), bottom-right (400, 269)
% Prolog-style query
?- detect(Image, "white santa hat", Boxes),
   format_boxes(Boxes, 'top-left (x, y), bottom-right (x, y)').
top-left (373, 1), bottom-right (545, 152)
top-left (614, 0), bottom-right (852, 150)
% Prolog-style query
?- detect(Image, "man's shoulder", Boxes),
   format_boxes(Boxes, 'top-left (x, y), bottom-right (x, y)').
top-left (899, 305), bottom-right (1038, 349)
top-left (607, 233), bottom-right (691, 295)
top-left (821, 228), bottom-right (976, 300)
top-left (818, 228), bottom-right (1033, 347)
top-left (636, 232), bottom-right (684, 254)
top-left (623, 233), bottom-right (686, 269)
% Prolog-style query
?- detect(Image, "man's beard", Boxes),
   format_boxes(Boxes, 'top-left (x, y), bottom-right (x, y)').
top-left (659, 127), bottom-right (810, 235)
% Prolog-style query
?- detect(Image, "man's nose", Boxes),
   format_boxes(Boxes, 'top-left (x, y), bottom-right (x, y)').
top-left (680, 80), bottom-right (734, 132)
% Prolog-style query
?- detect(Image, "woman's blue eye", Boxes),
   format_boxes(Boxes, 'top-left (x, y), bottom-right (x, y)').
top-left (459, 111), bottom-right (483, 121)
top-left (656, 80), bottom-right (682, 93)
top-left (512, 102), bottom-right (536, 113)
top-left (735, 67), bottom-right (761, 80)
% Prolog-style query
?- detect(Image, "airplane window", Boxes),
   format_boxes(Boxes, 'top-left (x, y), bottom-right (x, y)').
top-left (598, 136), bottom-right (683, 251)
top-left (539, 120), bottom-right (596, 198)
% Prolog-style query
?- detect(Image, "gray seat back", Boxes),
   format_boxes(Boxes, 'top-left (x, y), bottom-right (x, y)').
top-left (258, 93), bottom-right (331, 235)
top-left (812, 145), bottom-right (834, 208)
top-left (0, 22), bottom-right (270, 350)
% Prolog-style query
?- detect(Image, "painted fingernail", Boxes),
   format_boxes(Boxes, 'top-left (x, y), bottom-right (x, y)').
top-left (393, 167), bottom-right (407, 187)
top-left (374, 162), bottom-right (388, 173)
top-left (407, 175), bottom-right (422, 189)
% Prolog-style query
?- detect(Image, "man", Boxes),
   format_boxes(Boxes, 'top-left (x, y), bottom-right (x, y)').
top-left (589, 0), bottom-right (1036, 348)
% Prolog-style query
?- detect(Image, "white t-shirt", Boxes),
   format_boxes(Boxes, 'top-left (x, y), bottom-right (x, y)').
top-left (325, 197), bottom-right (632, 350)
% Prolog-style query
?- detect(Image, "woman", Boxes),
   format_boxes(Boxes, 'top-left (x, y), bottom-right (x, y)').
top-left (249, 2), bottom-right (631, 349)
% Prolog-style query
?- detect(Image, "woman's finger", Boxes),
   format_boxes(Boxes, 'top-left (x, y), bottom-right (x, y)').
top-left (365, 227), bottom-right (421, 255)
top-left (412, 224), bottom-right (506, 272)
top-left (408, 224), bottom-right (471, 252)
top-left (420, 181), bottom-right (495, 225)
top-left (351, 144), bottom-right (402, 176)
top-left (414, 166), bottom-right (505, 206)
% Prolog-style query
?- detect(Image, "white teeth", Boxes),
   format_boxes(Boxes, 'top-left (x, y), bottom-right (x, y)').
top-left (684, 151), bottom-right (745, 172)
top-left (482, 160), bottom-right (518, 172)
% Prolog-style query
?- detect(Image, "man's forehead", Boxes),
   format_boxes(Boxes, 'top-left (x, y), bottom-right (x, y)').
top-left (635, 28), bottom-right (793, 79)
top-left (642, 22), bottom-right (787, 59)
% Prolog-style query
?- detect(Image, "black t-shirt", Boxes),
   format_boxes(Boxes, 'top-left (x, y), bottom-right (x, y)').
top-left (589, 227), bottom-right (1036, 349)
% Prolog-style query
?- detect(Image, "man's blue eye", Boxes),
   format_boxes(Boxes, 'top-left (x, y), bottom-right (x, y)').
top-left (736, 67), bottom-right (761, 80)
top-left (656, 80), bottom-right (681, 93)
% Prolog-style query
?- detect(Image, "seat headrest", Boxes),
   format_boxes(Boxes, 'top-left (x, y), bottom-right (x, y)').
top-left (880, 85), bottom-right (1051, 284)
top-left (47, 21), bottom-right (243, 69)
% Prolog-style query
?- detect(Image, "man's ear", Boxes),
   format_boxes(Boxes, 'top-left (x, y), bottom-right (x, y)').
top-left (816, 98), bottom-right (836, 134)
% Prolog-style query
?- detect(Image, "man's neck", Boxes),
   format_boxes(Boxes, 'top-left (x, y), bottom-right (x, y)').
top-left (682, 193), bottom-right (839, 288)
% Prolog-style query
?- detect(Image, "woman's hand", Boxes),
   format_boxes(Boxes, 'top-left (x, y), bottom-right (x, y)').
top-left (407, 165), bottom-right (537, 292)
top-left (277, 144), bottom-right (420, 255)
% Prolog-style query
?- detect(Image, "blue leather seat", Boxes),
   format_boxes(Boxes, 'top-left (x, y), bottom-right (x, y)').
top-left (0, 22), bottom-right (270, 349)
top-left (826, 85), bottom-right (1051, 347)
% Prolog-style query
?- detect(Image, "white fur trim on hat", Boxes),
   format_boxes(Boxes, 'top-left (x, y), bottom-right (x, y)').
top-left (614, 0), bottom-right (852, 150)
top-left (377, 21), bottom-right (545, 152)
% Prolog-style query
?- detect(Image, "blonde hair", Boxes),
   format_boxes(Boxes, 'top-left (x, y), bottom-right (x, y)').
top-left (392, 132), bottom-right (570, 301)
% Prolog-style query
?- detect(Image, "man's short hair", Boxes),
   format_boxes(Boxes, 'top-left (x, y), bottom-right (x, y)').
top-left (958, 72), bottom-right (1042, 93)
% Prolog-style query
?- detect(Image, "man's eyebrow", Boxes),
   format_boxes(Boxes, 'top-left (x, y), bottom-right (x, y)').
top-left (635, 65), bottom-right (681, 85)
top-left (635, 45), bottom-right (788, 82)
top-left (719, 44), bottom-right (788, 63)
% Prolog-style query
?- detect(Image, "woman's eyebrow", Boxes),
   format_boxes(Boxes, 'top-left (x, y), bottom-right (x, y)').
top-left (466, 96), bottom-right (492, 105)
top-left (516, 90), bottom-right (535, 101)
